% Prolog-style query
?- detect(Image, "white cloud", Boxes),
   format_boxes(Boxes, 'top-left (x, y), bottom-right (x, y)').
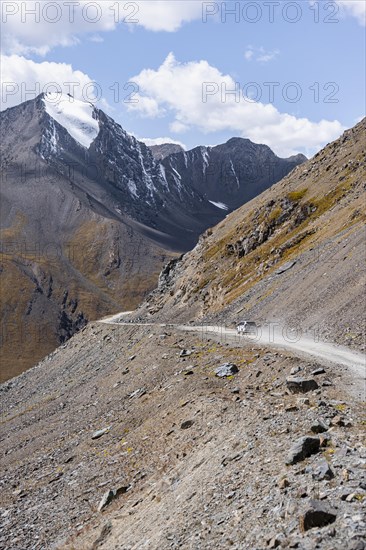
top-left (257, 50), bottom-right (280, 63)
top-left (138, 137), bottom-right (186, 149)
top-left (128, 53), bottom-right (345, 157)
top-left (131, 1), bottom-right (203, 32)
top-left (1, 1), bottom-right (364, 56)
top-left (309, 0), bottom-right (366, 25)
top-left (244, 49), bottom-right (254, 61)
top-left (89, 34), bottom-right (104, 43)
top-left (244, 46), bottom-right (280, 63)
top-left (0, 1), bottom-right (203, 55)
top-left (0, 55), bottom-right (101, 110)
top-left (336, 1), bottom-right (366, 25)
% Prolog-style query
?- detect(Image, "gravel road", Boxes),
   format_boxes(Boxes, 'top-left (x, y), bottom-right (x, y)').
top-left (98, 314), bottom-right (365, 399)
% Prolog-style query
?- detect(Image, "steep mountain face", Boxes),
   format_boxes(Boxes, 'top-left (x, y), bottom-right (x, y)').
top-left (149, 142), bottom-right (185, 160)
top-left (0, 93), bottom-right (305, 380)
top-left (0, 95), bottom-right (176, 380)
top-left (136, 119), bottom-right (366, 349)
top-left (162, 139), bottom-right (307, 211)
top-left (35, 93), bottom-right (222, 250)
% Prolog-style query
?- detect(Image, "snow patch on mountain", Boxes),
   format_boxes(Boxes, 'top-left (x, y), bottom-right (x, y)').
top-left (47, 117), bottom-right (58, 154)
top-left (137, 147), bottom-right (156, 196)
top-left (127, 180), bottom-right (139, 198)
top-left (42, 93), bottom-right (99, 149)
top-left (201, 148), bottom-right (210, 175)
top-left (229, 160), bottom-right (240, 188)
top-left (209, 201), bottom-right (229, 210)
top-left (171, 166), bottom-right (183, 193)
top-left (159, 163), bottom-right (169, 188)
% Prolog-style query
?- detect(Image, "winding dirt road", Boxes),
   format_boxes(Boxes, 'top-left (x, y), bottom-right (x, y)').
top-left (99, 313), bottom-right (365, 398)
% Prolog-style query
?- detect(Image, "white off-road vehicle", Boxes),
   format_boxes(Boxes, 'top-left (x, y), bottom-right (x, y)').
top-left (236, 321), bottom-right (257, 335)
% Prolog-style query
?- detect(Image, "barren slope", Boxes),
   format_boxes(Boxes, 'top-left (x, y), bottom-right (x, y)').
top-left (0, 120), bottom-right (365, 550)
top-left (0, 323), bottom-right (365, 550)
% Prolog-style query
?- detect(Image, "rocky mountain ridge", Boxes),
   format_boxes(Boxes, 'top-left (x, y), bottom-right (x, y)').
top-left (149, 143), bottom-right (185, 161)
top-left (162, 139), bottom-right (307, 212)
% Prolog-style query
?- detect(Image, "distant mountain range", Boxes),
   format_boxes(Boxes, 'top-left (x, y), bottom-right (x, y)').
top-left (161, 139), bottom-right (306, 213)
top-left (0, 93), bottom-right (306, 379)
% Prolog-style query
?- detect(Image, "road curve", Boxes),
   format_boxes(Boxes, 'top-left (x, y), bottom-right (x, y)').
top-left (97, 315), bottom-right (365, 396)
top-left (179, 325), bottom-right (365, 379)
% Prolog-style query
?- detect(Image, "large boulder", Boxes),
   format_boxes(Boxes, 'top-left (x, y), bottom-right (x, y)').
top-left (286, 436), bottom-right (320, 465)
top-left (286, 377), bottom-right (319, 394)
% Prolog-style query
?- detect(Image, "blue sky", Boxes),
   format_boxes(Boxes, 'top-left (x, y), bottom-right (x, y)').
top-left (1, 1), bottom-right (365, 156)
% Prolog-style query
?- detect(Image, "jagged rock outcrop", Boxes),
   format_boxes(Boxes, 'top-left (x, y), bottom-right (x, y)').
top-left (149, 142), bottom-right (185, 160)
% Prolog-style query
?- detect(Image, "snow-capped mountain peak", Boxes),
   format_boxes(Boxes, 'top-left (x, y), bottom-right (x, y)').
top-left (42, 92), bottom-right (99, 149)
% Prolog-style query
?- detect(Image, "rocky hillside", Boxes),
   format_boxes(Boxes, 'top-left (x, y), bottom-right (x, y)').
top-left (0, 322), bottom-right (365, 550)
top-left (0, 94), bottom-right (305, 380)
top-left (0, 95), bottom-right (173, 380)
top-left (138, 119), bottom-right (366, 350)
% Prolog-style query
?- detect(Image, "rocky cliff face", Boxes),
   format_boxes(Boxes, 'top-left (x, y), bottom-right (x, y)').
top-left (162, 138), bottom-right (307, 211)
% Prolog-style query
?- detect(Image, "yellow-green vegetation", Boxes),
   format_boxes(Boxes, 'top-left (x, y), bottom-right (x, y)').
top-left (193, 277), bottom-right (211, 293)
top-left (222, 267), bottom-right (241, 288)
top-left (203, 218), bottom-right (253, 262)
top-left (70, 219), bottom-right (175, 309)
top-left (0, 212), bottom-right (27, 242)
top-left (0, 392), bottom-right (60, 424)
top-left (311, 178), bottom-right (354, 217)
top-left (267, 206), bottom-right (282, 224)
top-left (191, 158), bottom-right (365, 313)
top-left (323, 447), bottom-right (335, 460)
top-left (287, 188), bottom-right (308, 202)
top-left (0, 246), bottom-right (120, 381)
top-left (203, 238), bottom-right (229, 261)
top-left (223, 225), bottom-right (315, 304)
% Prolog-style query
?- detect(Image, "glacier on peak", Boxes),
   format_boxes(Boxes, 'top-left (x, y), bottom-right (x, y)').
top-left (42, 93), bottom-right (100, 149)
